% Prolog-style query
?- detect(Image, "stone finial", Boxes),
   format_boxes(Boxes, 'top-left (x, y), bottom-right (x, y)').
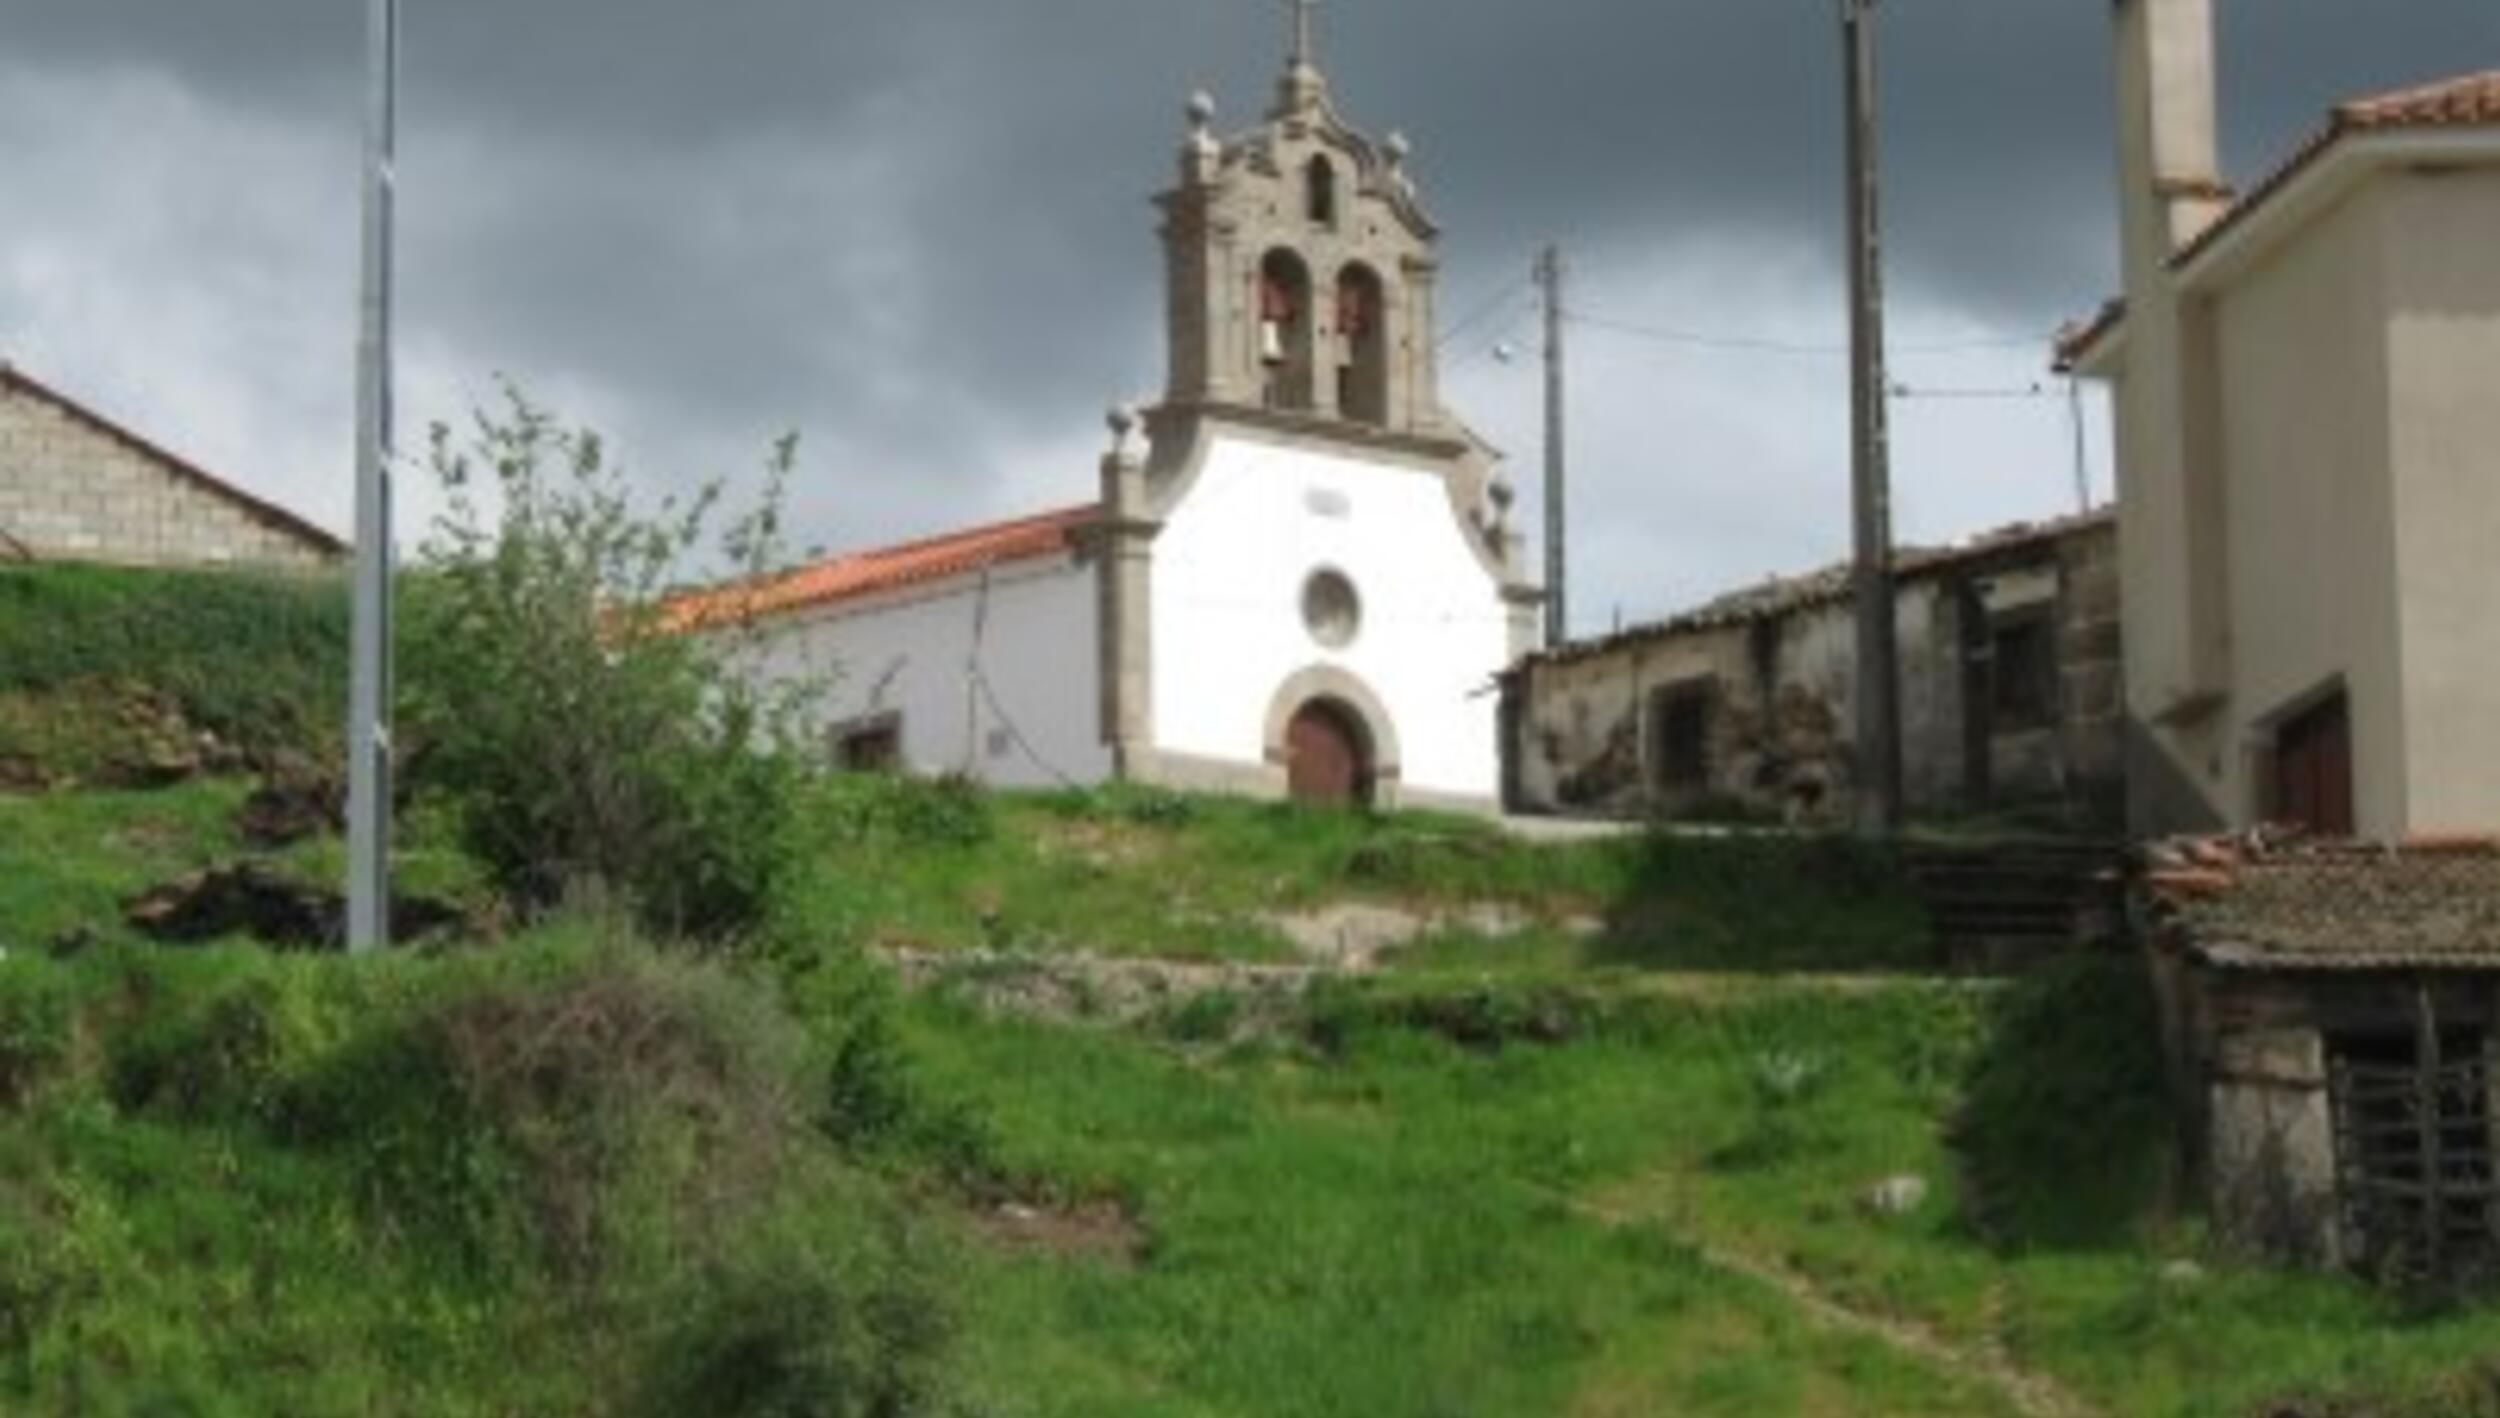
top-left (1182, 91), bottom-right (1221, 179)
top-left (1384, 130), bottom-right (1416, 198)
top-left (1106, 404), bottom-right (1144, 466)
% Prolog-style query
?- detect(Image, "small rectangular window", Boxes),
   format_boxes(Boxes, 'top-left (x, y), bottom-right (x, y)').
top-left (1649, 679), bottom-right (1716, 792)
top-left (833, 713), bottom-right (903, 775)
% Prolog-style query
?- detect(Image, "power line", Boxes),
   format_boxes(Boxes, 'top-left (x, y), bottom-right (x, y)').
top-left (1568, 310), bottom-right (2053, 358)
top-left (1888, 382), bottom-right (2060, 400)
top-left (1438, 276), bottom-right (1533, 350)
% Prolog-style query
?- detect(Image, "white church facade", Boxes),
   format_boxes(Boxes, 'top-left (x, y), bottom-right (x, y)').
top-left (713, 17), bottom-right (1537, 810)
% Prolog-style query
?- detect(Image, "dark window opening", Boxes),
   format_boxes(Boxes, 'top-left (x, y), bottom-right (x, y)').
top-left (834, 714), bottom-right (903, 774)
top-left (1649, 680), bottom-right (1716, 792)
top-left (1986, 611), bottom-right (2058, 732)
top-left (1305, 155), bottom-right (1338, 228)
top-left (2329, 1025), bottom-right (2497, 1285)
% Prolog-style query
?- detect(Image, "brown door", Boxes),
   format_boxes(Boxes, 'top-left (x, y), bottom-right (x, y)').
top-left (2274, 693), bottom-right (2354, 836)
top-left (1286, 700), bottom-right (1368, 806)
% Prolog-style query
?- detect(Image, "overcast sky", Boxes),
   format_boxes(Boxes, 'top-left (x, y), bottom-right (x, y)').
top-left (2, 1), bottom-right (2493, 633)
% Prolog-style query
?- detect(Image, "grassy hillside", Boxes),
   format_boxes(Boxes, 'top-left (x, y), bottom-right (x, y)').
top-left (0, 562), bottom-right (346, 782)
top-left (5, 563), bottom-right (2500, 1416)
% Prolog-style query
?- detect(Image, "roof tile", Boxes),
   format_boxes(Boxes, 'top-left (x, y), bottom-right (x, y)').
top-left (664, 503), bottom-right (1098, 631)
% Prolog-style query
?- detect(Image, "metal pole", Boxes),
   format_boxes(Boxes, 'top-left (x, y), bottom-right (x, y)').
top-left (1538, 244), bottom-right (1567, 649)
top-left (1843, 0), bottom-right (1902, 836)
top-left (346, 0), bottom-right (399, 952)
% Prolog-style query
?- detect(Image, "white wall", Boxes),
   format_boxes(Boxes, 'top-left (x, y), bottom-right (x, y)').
top-left (2385, 168), bottom-right (2500, 834)
top-left (2211, 181), bottom-right (2407, 835)
top-left (1149, 433), bottom-right (1510, 801)
top-left (742, 554), bottom-right (1112, 789)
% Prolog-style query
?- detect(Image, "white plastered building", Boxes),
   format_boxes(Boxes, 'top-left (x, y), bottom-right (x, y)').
top-left (722, 20), bottom-right (1538, 811)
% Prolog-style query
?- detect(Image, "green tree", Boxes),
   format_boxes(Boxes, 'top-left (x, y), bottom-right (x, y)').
top-left (402, 386), bottom-right (827, 942)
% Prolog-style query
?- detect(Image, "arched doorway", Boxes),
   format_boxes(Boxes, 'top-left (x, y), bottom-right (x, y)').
top-left (1286, 698), bottom-right (1372, 806)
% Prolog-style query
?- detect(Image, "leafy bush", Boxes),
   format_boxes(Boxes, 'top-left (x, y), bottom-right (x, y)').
top-left (639, 1206), bottom-right (953, 1418)
top-left (401, 388), bottom-right (826, 941)
top-left (0, 931), bottom-right (963, 1411)
top-left (1954, 955), bottom-right (2176, 1248)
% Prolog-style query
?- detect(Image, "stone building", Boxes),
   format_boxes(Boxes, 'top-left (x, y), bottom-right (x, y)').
top-left (2061, 0), bottom-right (2500, 840)
top-left (684, 8), bottom-right (1536, 810)
top-left (1501, 512), bottom-right (2122, 826)
top-left (2142, 836), bottom-right (2500, 1282)
top-left (0, 362), bottom-right (343, 571)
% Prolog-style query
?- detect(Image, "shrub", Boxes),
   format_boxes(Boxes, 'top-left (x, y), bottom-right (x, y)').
top-left (401, 388), bottom-right (826, 941)
top-left (286, 941), bottom-right (810, 1279)
top-left (1953, 955), bottom-right (2175, 1248)
top-left (638, 1207), bottom-right (953, 1418)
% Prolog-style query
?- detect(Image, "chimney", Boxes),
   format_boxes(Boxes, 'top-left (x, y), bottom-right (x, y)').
top-left (2112, 0), bottom-right (2232, 266)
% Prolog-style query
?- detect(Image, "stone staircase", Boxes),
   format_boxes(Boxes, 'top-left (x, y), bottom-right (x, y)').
top-left (1900, 839), bottom-right (2130, 972)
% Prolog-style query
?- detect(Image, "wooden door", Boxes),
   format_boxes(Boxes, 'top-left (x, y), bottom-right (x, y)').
top-left (1286, 700), bottom-right (1367, 806)
top-left (2274, 693), bottom-right (2354, 836)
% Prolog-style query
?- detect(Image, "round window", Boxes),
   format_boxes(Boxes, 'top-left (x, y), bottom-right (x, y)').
top-left (1302, 568), bottom-right (1362, 649)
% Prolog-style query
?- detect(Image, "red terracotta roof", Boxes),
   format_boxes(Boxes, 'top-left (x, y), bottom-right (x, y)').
top-left (0, 361), bottom-right (347, 556)
top-left (664, 502), bottom-right (1099, 630)
top-left (2058, 71), bottom-right (2500, 364)
top-left (2173, 68), bottom-right (2500, 272)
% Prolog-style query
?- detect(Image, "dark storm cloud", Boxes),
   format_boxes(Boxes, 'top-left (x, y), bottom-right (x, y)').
top-left (2, 0), bottom-right (2494, 553)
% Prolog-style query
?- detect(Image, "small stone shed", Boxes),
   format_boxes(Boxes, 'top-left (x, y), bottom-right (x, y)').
top-left (1501, 510), bottom-right (2122, 825)
top-left (0, 361), bottom-right (344, 571)
top-left (2142, 835), bottom-right (2500, 1282)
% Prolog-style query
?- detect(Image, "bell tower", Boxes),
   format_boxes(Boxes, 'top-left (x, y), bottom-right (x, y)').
top-left (1153, 2), bottom-right (1452, 435)
top-left (1099, 4), bottom-right (1541, 795)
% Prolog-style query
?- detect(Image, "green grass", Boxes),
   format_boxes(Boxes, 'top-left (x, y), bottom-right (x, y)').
top-left (6, 739), bottom-right (2500, 1413)
top-left (0, 562), bottom-right (347, 769)
top-left (0, 929), bottom-right (951, 1415)
top-left (900, 971), bottom-right (2500, 1418)
top-left (776, 777), bottom-right (1936, 973)
top-left (0, 776), bottom-right (491, 953)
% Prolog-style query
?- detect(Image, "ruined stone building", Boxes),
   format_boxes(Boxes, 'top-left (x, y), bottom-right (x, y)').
top-left (1500, 513), bottom-right (2122, 826)
top-left (685, 9), bottom-right (1536, 811)
top-left (0, 363), bottom-right (343, 572)
top-left (2061, 0), bottom-right (2500, 840)
top-left (2143, 836), bottom-right (2500, 1283)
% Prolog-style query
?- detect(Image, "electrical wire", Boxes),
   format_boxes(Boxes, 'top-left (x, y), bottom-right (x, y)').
top-left (1566, 310), bottom-right (2055, 358)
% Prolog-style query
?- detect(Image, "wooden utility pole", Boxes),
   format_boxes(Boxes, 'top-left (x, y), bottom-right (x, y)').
top-left (1537, 244), bottom-right (1568, 648)
top-left (346, 0), bottom-right (399, 951)
top-left (1842, 0), bottom-right (1902, 835)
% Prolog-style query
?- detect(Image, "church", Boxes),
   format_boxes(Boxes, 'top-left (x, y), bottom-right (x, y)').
top-left (712, 10), bottom-right (1537, 811)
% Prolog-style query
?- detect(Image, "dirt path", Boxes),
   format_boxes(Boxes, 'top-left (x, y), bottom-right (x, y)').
top-left (1565, 1187), bottom-right (2102, 1418)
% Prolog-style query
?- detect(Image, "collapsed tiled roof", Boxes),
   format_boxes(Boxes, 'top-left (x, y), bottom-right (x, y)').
top-left (664, 503), bottom-right (1098, 631)
top-left (1528, 508), bottom-right (2113, 668)
top-left (2141, 832), bottom-right (2500, 971)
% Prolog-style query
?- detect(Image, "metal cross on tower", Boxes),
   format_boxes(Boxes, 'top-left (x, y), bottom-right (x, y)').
top-left (1286, 0), bottom-right (1319, 69)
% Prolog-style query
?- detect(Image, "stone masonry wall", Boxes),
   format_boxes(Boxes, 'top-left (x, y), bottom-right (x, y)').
top-left (0, 382), bottom-right (339, 572)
